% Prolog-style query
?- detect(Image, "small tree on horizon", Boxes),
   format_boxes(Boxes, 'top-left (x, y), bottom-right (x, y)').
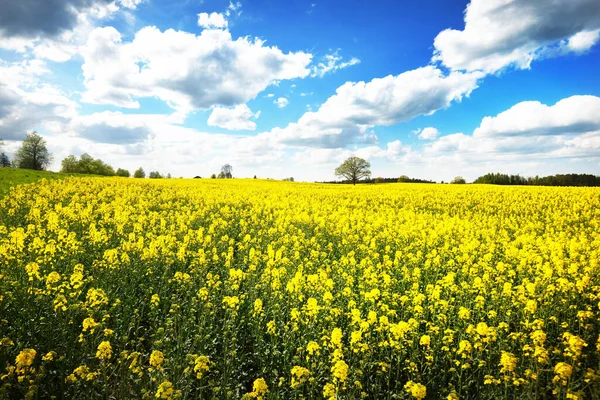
top-left (0, 153), bottom-right (10, 167)
top-left (116, 168), bottom-right (131, 177)
top-left (220, 164), bottom-right (233, 179)
top-left (0, 139), bottom-right (10, 167)
top-left (210, 173), bottom-right (216, 179)
top-left (335, 156), bottom-right (371, 185)
top-left (15, 132), bottom-right (52, 171)
top-left (451, 176), bottom-right (466, 184)
top-left (134, 167), bottom-right (145, 178)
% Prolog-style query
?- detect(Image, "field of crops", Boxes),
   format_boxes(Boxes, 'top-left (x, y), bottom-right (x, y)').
top-left (1, 178), bottom-right (599, 399)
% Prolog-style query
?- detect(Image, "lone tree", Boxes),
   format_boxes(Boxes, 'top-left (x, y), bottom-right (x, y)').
top-left (335, 156), bottom-right (371, 185)
top-left (219, 164), bottom-right (233, 179)
top-left (15, 132), bottom-right (52, 170)
top-left (451, 176), bottom-right (466, 184)
top-left (133, 167), bottom-right (146, 178)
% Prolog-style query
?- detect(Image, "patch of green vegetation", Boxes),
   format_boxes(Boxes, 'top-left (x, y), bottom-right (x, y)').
top-left (0, 168), bottom-right (87, 198)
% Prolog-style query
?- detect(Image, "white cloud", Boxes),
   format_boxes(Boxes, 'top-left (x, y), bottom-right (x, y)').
top-left (207, 104), bottom-right (260, 130)
top-left (0, 60), bottom-right (78, 140)
top-left (474, 95), bottom-right (600, 137)
top-left (263, 66), bottom-right (481, 148)
top-left (225, 1), bottom-right (242, 17)
top-left (311, 52), bottom-right (360, 77)
top-left (0, 0), bottom-right (135, 62)
top-left (80, 26), bottom-right (313, 112)
top-left (68, 111), bottom-right (183, 144)
top-left (274, 97), bottom-right (289, 108)
top-left (412, 95), bottom-right (600, 175)
top-left (433, 0), bottom-right (600, 73)
top-left (413, 127), bottom-right (440, 140)
top-left (266, 93), bottom-right (275, 98)
top-left (197, 12), bottom-right (228, 29)
top-left (567, 29), bottom-right (600, 53)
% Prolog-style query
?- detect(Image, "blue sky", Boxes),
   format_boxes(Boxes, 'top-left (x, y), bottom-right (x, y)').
top-left (0, 0), bottom-right (599, 180)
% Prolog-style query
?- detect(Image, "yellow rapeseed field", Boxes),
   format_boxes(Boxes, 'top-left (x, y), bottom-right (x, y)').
top-left (1, 178), bottom-right (599, 399)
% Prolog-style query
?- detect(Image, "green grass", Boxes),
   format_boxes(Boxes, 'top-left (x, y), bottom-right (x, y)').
top-left (0, 168), bottom-right (89, 198)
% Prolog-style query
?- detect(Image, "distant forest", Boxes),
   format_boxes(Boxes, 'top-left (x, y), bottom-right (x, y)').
top-left (473, 173), bottom-right (600, 187)
top-left (323, 173), bottom-right (600, 187)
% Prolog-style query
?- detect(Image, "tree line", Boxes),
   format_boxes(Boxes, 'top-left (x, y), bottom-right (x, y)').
top-left (3, 135), bottom-right (598, 186)
top-left (0, 132), bottom-right (172, 178)
top-left (331, 157), bottom-right (599, 187)
top-left (473, 172), bottom-right (600, 187)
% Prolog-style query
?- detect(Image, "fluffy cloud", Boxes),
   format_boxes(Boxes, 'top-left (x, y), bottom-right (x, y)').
top-left (274, 98), bottom-right (289, 108)
top-left (0, 0), bottom-right (139, 62)
top-left (433, 0), bottom-right (600, 73)
top-left (264, 66), bottom-right (481, 148)
top-left (413, 127), bottom-right (440, 140)
top-left (474, 95), bottom-right (600, 137)
top-left (80, 26), bottom-right (313, 112)
top-left (0, 0), bottom-right (112, 38)
top-left (68, 111), bottom-right (184, 144)
top-left (207, 104), bottom-right (260, 130)
top-left (0, 60), bottom-right (78, 140)
top-left (419, 95), bottom-right (600, 165)
top-left (198, 12), bottom-right (228, 29)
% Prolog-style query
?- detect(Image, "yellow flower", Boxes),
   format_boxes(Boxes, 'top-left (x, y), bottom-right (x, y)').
top-left (87, 288), bottom-right (109, 309)
top-left (150, 350), bottom-right (165, 368)
top-left (458, 307), bottom-right (471, 320)
top-left (553, 362), bottom-right (573, 386)
top-left (42, 351), bottom-right (56, 362)
top-left (25, 262), bottom-right (41, 281)
top-left (151, 294), bottom-right (160, 307)
top-left (420, 335), bottom-right (431, 347)
top-left (331, 360), bottom-right (349, 382)
top-left (563, 333), bottom-right (587, 359)
top-left (323, 383), bottom-right (336, 399)
top-left (253, 298), bottom-right (263, 316)
top-left (331, 328), bottom-right (343, 347)
top-left (499, 351), bottom-right (517, 374)
top-left (290, 365), bottom-right (310, 389)
top-left (251, 378), bottom-right (269, 399)
top-left (82, 317), bottom-right (99, 333)
top-left (96, 341), bottom-right (112, 360)
top-left (15, 348), bottom-right (36, 373)
top-left (156, 381), bottom-right (175, 399)
top-left (193, 355), bottom-right (210, 379)
top-left (475, 322), bottom-right (489, 336)
top-left (266, 320), bottom-right (277, 335)
top-left (404, 381), bottom-right (427, 399)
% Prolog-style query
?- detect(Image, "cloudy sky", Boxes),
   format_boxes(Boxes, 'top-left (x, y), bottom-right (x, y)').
top-left (1, 0), bottom-right (599, 181)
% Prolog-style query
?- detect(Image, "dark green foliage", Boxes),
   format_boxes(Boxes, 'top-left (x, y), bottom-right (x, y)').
top-left (133, 168), bottom-right (145, 178)
top-left (474, 172), bottom-right (600, 187)
top-left (116, 168), bottom-right (131, 177)
top-left (335, 156), bottom-right (371, 185)
top-left (451, 176), bottom-right (466, 184)
top-left (61, 153), bottom-right (116, 176)
top-left (14, 132), bottom-right (52, 170)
